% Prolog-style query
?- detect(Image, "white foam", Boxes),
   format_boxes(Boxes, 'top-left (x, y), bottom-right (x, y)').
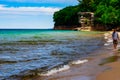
top-left (40, 65), bottom-right (70, 76)
top-left (107, 39), bottom-right (112, 43)
top-left (104, 43), bottom-right (110, 46)
top-left (104, 36), bottom-right (108, 39)
top-left (104, 33), bottom-right (109, 36)
top-left (104, 32), bottom-right (113, 42)
top-left (71, 59), bottom-right (88, 65)
top-left (39, 59), bottom-right (88, 76)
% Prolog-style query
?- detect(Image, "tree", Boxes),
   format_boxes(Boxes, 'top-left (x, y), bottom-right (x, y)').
top-left (95, 0), bottom-right (120, 27)
top-left (53, 6), bottom-right (80, 27)
top-left (53, 0), bottom-right (120, 29)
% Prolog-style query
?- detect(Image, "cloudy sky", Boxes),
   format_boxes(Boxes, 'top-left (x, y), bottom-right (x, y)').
top-left (0, 0), bottom-right (78, 29)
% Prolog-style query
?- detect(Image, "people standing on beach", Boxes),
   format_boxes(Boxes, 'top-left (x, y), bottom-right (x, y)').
top-left (112, 29), bottom-right (119, 49)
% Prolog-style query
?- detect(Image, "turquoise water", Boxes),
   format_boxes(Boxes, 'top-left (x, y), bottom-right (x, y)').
top-left (0, 29), bottom-right (105, 79)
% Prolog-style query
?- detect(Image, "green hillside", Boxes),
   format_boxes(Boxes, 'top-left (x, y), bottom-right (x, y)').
top-left (53, 0), bottom-right (120, 30)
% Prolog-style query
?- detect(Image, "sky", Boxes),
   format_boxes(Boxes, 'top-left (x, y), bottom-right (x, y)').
top-left (0, 0), bottom-right (79, 29)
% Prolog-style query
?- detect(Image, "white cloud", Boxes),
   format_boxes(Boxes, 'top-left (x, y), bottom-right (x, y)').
top-left (0, 4), bottom-right (6, 7)
top-left (0, 4), bottom-right (61, 15)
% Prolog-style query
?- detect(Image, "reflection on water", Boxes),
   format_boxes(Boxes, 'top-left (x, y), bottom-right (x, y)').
top-left (0, 29), bottom-right (104, 79)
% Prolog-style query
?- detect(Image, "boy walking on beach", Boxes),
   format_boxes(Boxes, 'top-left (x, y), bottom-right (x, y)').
top-left (112, 29), bottom-right (119, 50)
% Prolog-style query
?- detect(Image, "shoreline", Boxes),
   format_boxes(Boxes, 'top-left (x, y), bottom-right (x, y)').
top-left (0, 30), bottom-right (106, 80)
top-left (34, 45), bottom-right (114, 80)
top-left (7, 31), bottom-right (120, 80)
top-left (96, 32), bottom-right (120, 80)
top-left (23, 31), bottom-right (119, 80)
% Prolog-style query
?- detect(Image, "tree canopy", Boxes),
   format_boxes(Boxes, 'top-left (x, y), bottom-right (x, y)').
top-left (53, 0), bottom-right (120, 29)
top-left (53, 6), bottom-right (80, 26)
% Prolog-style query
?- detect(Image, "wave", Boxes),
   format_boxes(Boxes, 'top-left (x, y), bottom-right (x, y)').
top-left (39, 59), bottom-right (88, 76)
top-left (104, 32), bottom-right (113, 46)
top-left (40, 65), bottom-right (70, 76)
top-left (71, 59), bottom-right (88, 65)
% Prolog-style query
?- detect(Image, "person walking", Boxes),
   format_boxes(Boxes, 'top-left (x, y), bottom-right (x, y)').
top-left (112, 29), bottom-right (119, 50)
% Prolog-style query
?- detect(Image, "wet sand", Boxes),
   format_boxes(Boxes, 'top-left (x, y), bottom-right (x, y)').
top-left (96, 32), bottom-right (120, 80)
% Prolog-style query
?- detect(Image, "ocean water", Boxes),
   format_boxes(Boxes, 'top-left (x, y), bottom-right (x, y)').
top-left (0, 29), bottom-right (105, 79)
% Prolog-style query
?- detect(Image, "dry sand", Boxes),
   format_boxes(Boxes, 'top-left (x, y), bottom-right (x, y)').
top-left (97, 61), bottom-right (120, 80)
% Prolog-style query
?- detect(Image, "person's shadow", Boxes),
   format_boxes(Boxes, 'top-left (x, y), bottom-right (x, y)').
top-left (99, 54), bottom-right (119, 65)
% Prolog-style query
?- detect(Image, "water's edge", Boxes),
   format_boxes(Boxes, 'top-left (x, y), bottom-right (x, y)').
top-left (0, 30), bottom-right (105, 80)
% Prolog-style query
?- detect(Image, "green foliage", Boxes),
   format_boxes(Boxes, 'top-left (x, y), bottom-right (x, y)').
top-left (95, 0), bottom-right (120, 27)
top-left (53, 0), bottom-right (120, 28)
top-left (78, 0), bottom-right (95, 11)
top-left (53, 6), bottom-right (80, 26)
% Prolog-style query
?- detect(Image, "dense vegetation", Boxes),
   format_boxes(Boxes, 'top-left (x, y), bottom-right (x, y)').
top-left (53, 6), bottom-right (80, 26)
top-left (53, 0), bottom-right (120, 29)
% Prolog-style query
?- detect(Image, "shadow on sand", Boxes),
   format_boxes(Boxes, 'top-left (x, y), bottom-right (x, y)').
top-left (99, 50), bottom-right (120, 65)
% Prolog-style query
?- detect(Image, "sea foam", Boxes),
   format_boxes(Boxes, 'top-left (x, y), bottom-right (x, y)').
top-left (40, 59), bottom-right (88, 76)
top-left (71, 59), bottom-right (88, 65)
top-left (104, 32), bottom-right (113, 46)
top-left (40, 65), bottom-right (70, 76)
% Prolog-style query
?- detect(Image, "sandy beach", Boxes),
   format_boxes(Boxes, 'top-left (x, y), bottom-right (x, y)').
top-left (7, 31), bottom-right (119, 80)
top-left (0, 30), bottom-right (107, 80)
top-left (36, 48), bottom-right (114, 80)
top-left (97, 61), bottom-right (120, 80)
top-left (96, 32), bottom-right (120, 80)
top-left (22, 31), bottom-right (120, 80)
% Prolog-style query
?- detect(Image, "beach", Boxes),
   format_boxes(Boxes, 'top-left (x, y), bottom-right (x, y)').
top-left (24, 31), bottom-right (120, 80)
top-left (1, 0), bottom-right (120, 79)
top-left (96, 32), bottom-right (120, 80)
top-left (34, 47), bottom-right (112, 80)
top-left (1, 30), bottom-right (120, 80)
top-left (97, 61), bottom-right (120, 80)
top-left (0, 30), bottom-right (105, 80)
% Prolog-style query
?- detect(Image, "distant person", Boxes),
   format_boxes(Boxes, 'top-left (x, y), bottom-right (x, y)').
top-left (112, 29), bottom-right (119, 49)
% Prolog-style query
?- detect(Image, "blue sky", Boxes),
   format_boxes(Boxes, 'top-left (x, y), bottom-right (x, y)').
top-left (0, 0), bottom-right (78, 29)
